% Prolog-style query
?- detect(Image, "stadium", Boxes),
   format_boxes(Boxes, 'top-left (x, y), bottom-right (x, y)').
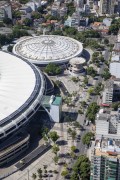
top-left (0, 51), bottom-right (45, 139)
top-left (13, 35), bottom-right (83, 65)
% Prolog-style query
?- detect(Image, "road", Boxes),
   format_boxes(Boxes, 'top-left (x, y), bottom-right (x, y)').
top-left (77, 127), bottom-right (90, 155)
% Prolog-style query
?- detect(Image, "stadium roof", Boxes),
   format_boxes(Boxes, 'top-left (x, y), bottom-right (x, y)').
top-left (0, 51), bottom-right (44, 124)
top-left (13, 35), bottom-right (83, 65)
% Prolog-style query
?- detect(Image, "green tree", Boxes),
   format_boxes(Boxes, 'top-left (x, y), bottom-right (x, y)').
top-left (101, 68), bottom-right (111, 80)
top-left (71, 155), bottom-right (90, 180)
top-left (12, 10), bottom-right (22, 19)
top-left (45, 63), bottom-right (62, 75)
top-left (53, 155), bottom-right (59, 164)
top-left (52, 144), bottom-right (60, 155)
top-left (67, 127), bottom-right (72, 134)
top-left (19, 0), bottom-right (29, 4)
top-left (32, 11), bottom-right (41, 19)
top-left (37, 168), bottom-right (42, 178)
top-left (61, 169), bottom-right (69, 177)
top-left (88, 87), bottom-right (94, 95)
top-left (82, 132), bottom-right (94, 146)
top-left (66, 2), bottom-right (75, 16)
top-left (86, 102), bottom-right (99, 123)
top-left (49, 131), bottom-right (59, 143)
top-left (3, 17), bottom-right (12, 25)
top-left (81, 101), bottom-right (86, 107)
top-left (32, 173), bottom-right (37, 180)
top-left (83, 77), bottom-right (88, 85)
top-left (7, 45), bottom-right (13, 52)
top-left (104, 38), bottom-right (109, 44)
top-left (112, 102), bottom-right (120, 111)
top-left (23, 18), bottom-right (32, 26)
top-left (71, 145), bottom-right (77, 152)
top-left (71, 130), bottom-right (77, 141)
top-left (87, 67), bottom-right (97, 77)
top-left (12, 29), bottom-right (29, 38)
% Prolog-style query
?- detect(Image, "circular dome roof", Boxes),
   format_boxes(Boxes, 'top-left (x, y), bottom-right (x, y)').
top-left (70, 57), bottom-right (86, 65)
top-left (13, 35), bottom-right (83, 65)
top-left (0, 51), bottom-right (44, 128)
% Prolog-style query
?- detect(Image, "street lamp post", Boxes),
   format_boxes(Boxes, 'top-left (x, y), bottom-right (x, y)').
top-left (27, 169), bottom-right (29, 180)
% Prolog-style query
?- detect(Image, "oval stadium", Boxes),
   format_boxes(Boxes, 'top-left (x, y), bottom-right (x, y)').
top-left (13, 35), bottom-right (83, 65)
top-left (0, 51), bottom-right (45, 140)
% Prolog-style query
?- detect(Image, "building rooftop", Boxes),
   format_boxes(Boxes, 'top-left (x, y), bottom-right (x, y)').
top-left (95, 138), bottom-right (120, 158)
top-left (110, 62), bottom-right (120, 78)
top-left (0, 51), bottom-right (44, 126)
top-left (0, 1), bottom-right (10, 6)
top-left (105, 80), bottom-right (114, 89)
top-left (41, 96), bottom-right (62, 107)
top-left (52, 97), bottom-right (62, 106)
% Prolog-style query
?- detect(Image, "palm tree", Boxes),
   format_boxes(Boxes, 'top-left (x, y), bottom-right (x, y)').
top-left (32, 173), bottom-right (37, 180)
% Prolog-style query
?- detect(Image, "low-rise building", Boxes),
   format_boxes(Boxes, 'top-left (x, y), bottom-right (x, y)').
top-left (64, 13), bottom-right (80, 27)
top-left (0, 1), bottom-right (12, 21)
top-left (103, 18), bottom-right (112, 27)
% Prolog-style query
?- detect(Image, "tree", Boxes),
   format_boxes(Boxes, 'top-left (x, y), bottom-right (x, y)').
top-left (12, 10), bottom-right (22, 19)
top-left (71, 145), bottom-right (77, 152)
top-left (71, 130), bottom-right (77, 141)
top-left (112, 102), bottom-right (120, 111)
top-left (32, 11), bottom-right (41, 19)
top-left (53, 155), bottom-right (59, 164)
top-left (81, 101), bottom-right (86, 107)
top-left (45, 63), bottom-right (62, 75)
top-left (67, 127), bottom-right (72, 135)
top-left (61, 169), bottom-right (69, 177)
top-left (32, 173), bottom-right (37, 180)
top-left (71, 155), bottom-right (90, 180)
top-left (83, 77), bottom-right (88, 85)
top-left (72, 121), bottom-right (81, 128)
top-left (3, 18), bottom-right (12, 25)
top-left (101, 68), bottom-right (111, 80)
top-left (88, 87), bottom-right (94, 95)
top-left (19, 0), bottom-right (29, 4)
top-left (66, 2), bottom-right (75, 16)
top-left (37, 168), bottom-right (42, 178)
top-left (94, 83), bottom-right (104, 95)
top-left (7, 45), bottom-right (13, 52)
top-left (23, 18), bottom-right (32, 26)
top-left (12, 29), bottom-right (29, 38)
top-left (87, 67), bottom-right (97, 77)
top-left (82, 132), bottom-right (94, 146)
top-left (52, 144), bottom-right (60, 155)
top-left (86, 102), bottom-right (99, 123)
top-left (104, 38), bottom-right (109, 44)
top-left (49, 131), bottom-right (59, 143)
top-left (0, 34), bottom-right (6, 45)
top-left (37, 6), bottom-right (45, 14)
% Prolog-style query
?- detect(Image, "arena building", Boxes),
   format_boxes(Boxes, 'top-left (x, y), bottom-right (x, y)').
top-left (13, 35), bottom-right (83, 65)
top-left (0, 51), bottom-right (45, 140)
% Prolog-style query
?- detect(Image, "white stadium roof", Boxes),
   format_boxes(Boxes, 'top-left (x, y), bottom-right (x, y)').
top-left (13, 35), bottom-right (83, 65)
top-left (0, 51), bottom-right (44, 137)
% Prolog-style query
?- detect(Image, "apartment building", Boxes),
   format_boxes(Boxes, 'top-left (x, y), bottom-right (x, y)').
top-left (91, 137), bottom-right (120, 180)
top-left (99, 0), bottom-right (115, 15)
top-left (96, 109), bottom-right (120, 138)
top-left (0, 1), bottom-right (12, 21)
